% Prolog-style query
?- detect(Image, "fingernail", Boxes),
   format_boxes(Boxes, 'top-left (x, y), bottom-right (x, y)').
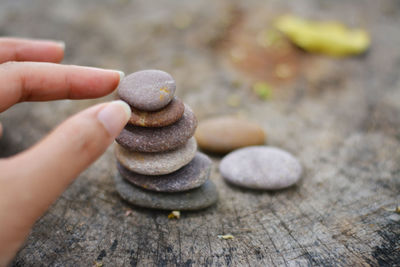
top-left (55, 41), bottom-right (65, 50)
top-left (97, 100), bottom-right (131, 137)
top-left (116, 71), bottom-right (125, 84)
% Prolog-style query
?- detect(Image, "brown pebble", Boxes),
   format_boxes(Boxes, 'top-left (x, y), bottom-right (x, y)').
top-left (195, 116), bottom-right (265, 154)
top-left (128, 97), bottom-right (184, 127)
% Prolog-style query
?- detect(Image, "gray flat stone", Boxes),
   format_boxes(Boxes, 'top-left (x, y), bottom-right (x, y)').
top-left (219, 146), bottom-right (302, 190)
top-left (117, 152), bottom-right (212, 192)
top-left (118, 70), bottom-right (176, 111)
top-left (116, 104), bottom-right (197, 152)
top-left (114, 137), bottom-right (197, 175)
top-left (114, 174), bottom-right (218, 211)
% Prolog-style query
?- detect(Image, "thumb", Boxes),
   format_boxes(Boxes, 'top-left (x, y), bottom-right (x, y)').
top-left (0, 100), bottom-right (130, 264)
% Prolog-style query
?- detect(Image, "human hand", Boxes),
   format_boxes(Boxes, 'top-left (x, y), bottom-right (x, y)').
top-left (0, 38), bottom-right (131, 266)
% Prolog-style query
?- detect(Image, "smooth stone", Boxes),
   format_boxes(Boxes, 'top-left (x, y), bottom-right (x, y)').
top-left (114, 175), bottom-right (218, 211)
top-left (128, 97), bottom-right (184, 127)
top-left (117, 152), bottom-right (212, 192)
top-left (115, 137), bottom-right (197, 175)
top-left (116, 104), bottom-right (197, 152)
top-left (118, 70), bottom-right (176, 111)
top-left (195, 116), bottom-right (266, 154)
top-left (219, 146), bottom-right (302, 190)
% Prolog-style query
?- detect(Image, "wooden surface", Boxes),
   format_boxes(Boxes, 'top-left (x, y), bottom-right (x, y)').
top-left (1, 0), bottom-right (399, 266)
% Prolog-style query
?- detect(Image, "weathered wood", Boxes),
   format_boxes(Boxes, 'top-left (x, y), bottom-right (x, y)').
top-left (0, 0), bottom-right (399, 266)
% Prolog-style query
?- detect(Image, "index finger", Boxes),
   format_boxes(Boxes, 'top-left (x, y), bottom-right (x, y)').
top-left (0, 62), bottom-right (124, 112)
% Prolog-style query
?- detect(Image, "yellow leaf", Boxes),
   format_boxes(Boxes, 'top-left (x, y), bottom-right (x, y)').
top-left (168, 210), bottom-right (181, 219)
top-left (218, 234), bottom-right (234, 240)
top-left (275, 15), bottom-right (370, 57)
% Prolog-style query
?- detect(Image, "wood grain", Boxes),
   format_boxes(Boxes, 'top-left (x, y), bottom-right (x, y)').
top-left (0, 0), bottom-right (399, 265)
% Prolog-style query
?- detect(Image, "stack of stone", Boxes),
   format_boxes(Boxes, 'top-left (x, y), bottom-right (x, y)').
top-left (113, 70), bottom-right (218, 211)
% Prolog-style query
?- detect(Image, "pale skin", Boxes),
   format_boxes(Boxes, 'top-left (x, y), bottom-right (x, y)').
top-left (0, 38), bottom-right (132, 266)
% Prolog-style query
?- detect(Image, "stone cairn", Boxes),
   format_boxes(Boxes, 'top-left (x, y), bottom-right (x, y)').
top-left (113, 70), bottom-right (218, 211)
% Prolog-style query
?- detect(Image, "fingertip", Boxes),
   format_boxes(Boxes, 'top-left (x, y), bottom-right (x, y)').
top-left (71, 67), bottom-right (124, 97)
top-left (97, 100), bottom-right (131, 138)
top-left (54, 41), bottom-right (65, 62)
top-left (106, 70), bottom-right (124, 90)
top-left (115, 100), bottom-right (131, 120)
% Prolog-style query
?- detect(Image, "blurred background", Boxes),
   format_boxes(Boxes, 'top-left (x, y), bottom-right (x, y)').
top-left (1, 0), bottom-right (399, 154)
top-left (0, 0), bottom-right (399, 266)
top-left (1, 0), bottom-right (399, 135)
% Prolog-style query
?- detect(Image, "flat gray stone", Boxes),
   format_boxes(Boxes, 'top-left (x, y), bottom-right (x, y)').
top-left (114, 174), bottom-right (218, 211)
top-left (220, 146), bottom-right (302, 190)
top-left (116, 104), bottom-right (197, 152)
top-left (118, 70), bottom-right (176, 111)
top-left (114, 137), bottom-right (197, 175)
top-left (117, 152), bottom-right (212, 192)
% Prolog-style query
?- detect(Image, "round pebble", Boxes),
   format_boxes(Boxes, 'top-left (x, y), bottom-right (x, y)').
top-left (115, 137), bottom-right (197, 175)
top-left (195, 116), bottom-right (265, 154)
top-left (219, 146), bottom-right (302, 190)
top-left (114, 174), bottom-right (218, 210)
top-left (118, 70), bottom-right (176, 111)
top-left (117, 152), bottom-right (211, 192)
top-left (116, 104), bottom-right (197, 152)
top-left (128, 97), bottom-right (184, 127)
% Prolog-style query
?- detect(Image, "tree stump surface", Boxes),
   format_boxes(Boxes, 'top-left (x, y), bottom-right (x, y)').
top-left (0, 0), bottom-right (399, 266)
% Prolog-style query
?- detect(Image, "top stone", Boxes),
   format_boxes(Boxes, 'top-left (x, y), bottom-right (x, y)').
top-left (117, 70), bottom-right (176, 111)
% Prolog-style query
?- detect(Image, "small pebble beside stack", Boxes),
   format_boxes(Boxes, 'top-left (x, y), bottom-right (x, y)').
top-left (113, 70), bottom-right (218, 211)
